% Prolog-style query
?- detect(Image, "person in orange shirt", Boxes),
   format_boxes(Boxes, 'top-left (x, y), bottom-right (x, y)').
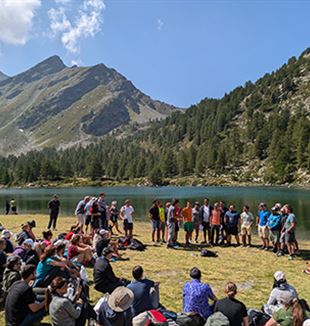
top-left (210, 202), bottom-right (221, 245)
top-left (182, 201), bottom-right (193, 246)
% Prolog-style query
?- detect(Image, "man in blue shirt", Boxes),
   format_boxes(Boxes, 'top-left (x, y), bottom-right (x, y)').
top-left (127, 265), bottom-right (159, 317)
top-left (256, 203), bottom-right (270, 250)
top-left (183, 267), bottom-right (217, 320)
top-left (224, 205), bottom-right (241, 246)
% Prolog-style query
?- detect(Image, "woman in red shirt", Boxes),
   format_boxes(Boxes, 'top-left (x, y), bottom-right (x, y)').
top-left (210, 202), bottom-right (221, 245)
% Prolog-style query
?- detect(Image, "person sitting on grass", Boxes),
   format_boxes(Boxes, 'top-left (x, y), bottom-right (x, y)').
top-left (13, 238), bottom-right (39, 265)
top-left (94, 229), bottom-right (120, 259)
top-left (65, 224), bottom-right (81, 241)
top-left (5, 264), bottom-right (46, 326)
top-left (46, 276), bottom-right (84, 326)
top-left (68, 234), bottom-right (93, 266)
top-left (263, 271), bottom-right (298, 316)
top-left (127, 265), bottom-right (159, 318)
top-left (1, 229), bottom-right (14, 253)
top-left (182, 201), bottom-right (193, 246)
top-left (183, 267), bottom-right (217, 321)
top-left (214, 282), bottom-right (249, 326)
top-left (0, 239), bottom-right (7, 284)
top-left (93, 246), bottom-right (127, 294)
top-left (34, 245), bottom-right (70, 287)
top-left (2, 255), bottom-right (22, 301)
top-left (42, 230), bottom-right (53, 247)
top-left (265, 291), bottom-right (310, 326)
top-left (95, 286), bottom-right (134, 326)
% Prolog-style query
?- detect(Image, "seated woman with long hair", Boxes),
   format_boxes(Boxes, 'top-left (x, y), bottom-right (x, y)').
top-left (68, 235), bottom-right (93, 265)
top-left (35, 245), bottom-right (69, 287)
top-left (46, 277), bottom-right (84, 326)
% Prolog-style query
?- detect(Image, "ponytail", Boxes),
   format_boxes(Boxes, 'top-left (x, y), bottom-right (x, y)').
top-left (292, 299), bottom-right (305, 326)
top-left (44, 277), bottom-right (67, 312)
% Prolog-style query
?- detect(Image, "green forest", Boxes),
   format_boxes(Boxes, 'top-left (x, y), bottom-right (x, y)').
top-left (1, 49), bottom-right (310, 186)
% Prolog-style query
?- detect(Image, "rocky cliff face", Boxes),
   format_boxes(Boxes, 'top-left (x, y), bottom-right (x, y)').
top-left (0, 56), bottom-right (178, 155)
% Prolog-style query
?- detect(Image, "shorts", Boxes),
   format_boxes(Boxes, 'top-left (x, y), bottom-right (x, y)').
top-left (76, 214), bottom-right (85, 224)
top-left (269, 229), bottom-right (280, 243)
top-left (124, 220), bottom-right (133, 231)
top-left (152, 219), bottom-right (160, 230)
top-left (85, 215), bottom-right (91, 226)
top-left (202, 221), bottom-right (210, 231)
top-left (91, 217), bottom-right (100, 229)
top-left (285, 231), bottom-right (295, 243)
top-left (160, 221), bottom-right (166, 231)
top-left (184, 222), bottom-right (193, 233)
top-left (110, 215), bottom-right (118, 223)
top-left (241, 225), bottom-right (252, 236)
top-left (227, 226), bottom-right (238, 236)
top-left (193, 219), bottom-right (200, 230)
top-left (258, 225), bottom-right (269, 238)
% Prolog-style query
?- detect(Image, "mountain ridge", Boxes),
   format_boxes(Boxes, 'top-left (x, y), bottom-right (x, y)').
top-left (0, 55), bottom-right (178, 155)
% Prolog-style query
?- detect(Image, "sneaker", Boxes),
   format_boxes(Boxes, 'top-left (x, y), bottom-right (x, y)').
top-left (288, 255), bottom-right (294, 260)
top-left (247, 244), bottom-right (251, 248)
top-left (200, 241), bottom-right (206, 244)
top-left (259, 246), bottom-right (265, 250)
top-left (173, 245), bottom-right (180, 249)
top-left (303, 269), bottom-right (310, 275)
top-left (264, 247), bottom-right (269, 251)
top-left (277, 251), bottom-right (284, 257)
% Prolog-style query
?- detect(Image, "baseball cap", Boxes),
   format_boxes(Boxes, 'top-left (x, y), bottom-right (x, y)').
top-left (1, 229), bottom-right (13, 238)
top-left (23, 239), bottom-right (35, 249)
top-left (274, 271), bottom-right (286, 282)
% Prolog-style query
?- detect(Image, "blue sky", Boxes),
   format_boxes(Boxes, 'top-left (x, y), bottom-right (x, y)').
top-left (0, 0), bottom-right (309, 107)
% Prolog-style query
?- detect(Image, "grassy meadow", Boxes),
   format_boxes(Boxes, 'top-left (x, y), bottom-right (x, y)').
top-left (0, 214), bottom-right (309, 325)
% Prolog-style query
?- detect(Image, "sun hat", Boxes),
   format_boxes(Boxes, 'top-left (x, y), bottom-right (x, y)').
top-left (274, 271), bottom-right (286, 282)
top-left (107, 286), bottom-right (134, 312)
top-left (1, 229), bottom-right (13, 238)
top-left (23, 239), bottom-right (35, 249)
top-left (7, 255), bottom-right (21, 265)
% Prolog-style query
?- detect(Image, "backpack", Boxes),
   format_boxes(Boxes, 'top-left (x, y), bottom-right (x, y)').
top-left (128, 238), bottom-right (146, 251)
top-left (133, 310), bottom-right (168, 326)
top-left (248, 309), bottom-right (271, 326)
top-left (205, 312), bottom-right (230, 326)
top-left (201, 249), bottom-right (218, 257)
top-left (176, 312), bottom-right (205, 326)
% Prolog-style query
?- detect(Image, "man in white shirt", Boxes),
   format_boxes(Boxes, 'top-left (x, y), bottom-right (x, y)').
top-left (199, 198), bottom-right (213, 244)
top-left (120, 199), bottom-right (135, 238)
top-left (240, 205), bottom-right (254, 247)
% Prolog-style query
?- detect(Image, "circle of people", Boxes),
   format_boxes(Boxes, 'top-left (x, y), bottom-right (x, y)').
top-left (0, 193), bottom-right (309, 326)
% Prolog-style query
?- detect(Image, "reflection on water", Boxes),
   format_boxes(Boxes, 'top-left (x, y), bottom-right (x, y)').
top-left (0, 186), bottom-right (309, 238)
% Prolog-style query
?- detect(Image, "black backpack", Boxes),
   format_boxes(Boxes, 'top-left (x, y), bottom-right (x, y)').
top-left (248, 309), bottom-right (270, 326)
top-left (128, 238), bottom-right (146, 251)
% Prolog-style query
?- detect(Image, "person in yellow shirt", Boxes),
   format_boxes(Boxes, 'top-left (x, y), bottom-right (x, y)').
top-left (158, 201), bottom-right (166, 243)
top-left (182, 201), bottom-right (193, 246)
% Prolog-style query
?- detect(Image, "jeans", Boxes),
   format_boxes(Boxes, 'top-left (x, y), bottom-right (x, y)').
top-left (19, 309), bottom-right (45, 326)
top-left (211, 225), bottom-right (220, 244)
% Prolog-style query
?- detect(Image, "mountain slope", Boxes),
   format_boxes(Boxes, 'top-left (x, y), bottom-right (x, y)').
top-left (0, 71), bottom-right (8, 82)
top-left (0, 56), bottom-right (178, 155)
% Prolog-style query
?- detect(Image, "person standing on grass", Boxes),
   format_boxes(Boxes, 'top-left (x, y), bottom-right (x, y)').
top-left (182, 201), bottom-right (193, 246)
top-left (110, 201), bottom-right (123, 234)
top-left (5, 200), bottom-right (10, 215)
top-left (219, 201), bottom-right (228, 245)
top-left (192, 201), bottom-right (201, 243)
top-left (281, 204), bottom-right (297, 260)
top-left (10, 198), bottom-right (17, 215)
top-left (149, 200), bottom-right (160, 243)
top-left (225, 204), bottom-right (241, 246)
top-left (199, 198), bottom-right (213, 244)
top-left (74, 196), bottom-right (90, 232)
top-left (256, 203), bottom-right (270, 250)
top-left (214, 282), bottom-right (249, 326)
top-left (166, 200), bottom-right (177, 248)
top-left (158, 201), bottom-right (166, 243)
top-left (48, 194), bottom-right (60, 231)
top-left (120, 199), bottom-right (134, 238)
top-left (98, 192), bottom-right (107, 230)
top-left (267, 206), bottom-right (282, 253)
top-left (210, 202), bottom-right (221, 246)
top-left (240, 205), bottom-right (254, 247)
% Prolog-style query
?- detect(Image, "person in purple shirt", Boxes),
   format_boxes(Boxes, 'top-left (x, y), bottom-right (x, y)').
top-left (183, 267), bottom-right (217, 320)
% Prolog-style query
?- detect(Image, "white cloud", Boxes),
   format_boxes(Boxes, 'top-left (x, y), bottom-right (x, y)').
top-left (55, 0), bottom-right (71, 4)
top-left (157, 18), bottom-right (164, 31)
top-left (48, 0), bottom-right (105, 54)
top-left (0, 0), bottom-right (41, 45)
top-left (71, 59), bottom-right (83, 66)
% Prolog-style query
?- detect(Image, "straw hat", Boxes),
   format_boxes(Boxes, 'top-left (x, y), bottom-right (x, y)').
top-left (108, 286), bottom-right (134, 312)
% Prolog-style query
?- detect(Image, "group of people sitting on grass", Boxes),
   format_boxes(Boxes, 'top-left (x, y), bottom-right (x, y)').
top-left (147, 199), bottom-right (299, 258)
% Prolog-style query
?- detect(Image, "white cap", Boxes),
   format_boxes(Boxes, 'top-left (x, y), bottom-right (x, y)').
top-left (99, 229), bottom-right (109, 236)
top-left (1, 229), bottom-right (13, 238)
top-left (23, 239), bottom-right (35, 249)
top-left (274, 271), bottom-right (286, 282)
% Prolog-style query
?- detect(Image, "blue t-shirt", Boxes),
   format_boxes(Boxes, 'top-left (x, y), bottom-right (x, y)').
top-left (258, 210), bottom-right (270, 226)
top-left (267, 214), bottom-right (281, 231)
top-left (36, 257), bottom-right (54, 281)
top-left (225, 211), bottom-right (240, 227)
top-left (127, 279), bottom-right (155, 317)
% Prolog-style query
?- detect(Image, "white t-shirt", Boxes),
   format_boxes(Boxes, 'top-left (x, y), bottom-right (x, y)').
top-left (240, 211), bottom-right (254, 226)
top-left (121, 205), bottom-right (134, 223)
top-left (203, 205), bottom-right (210, 223)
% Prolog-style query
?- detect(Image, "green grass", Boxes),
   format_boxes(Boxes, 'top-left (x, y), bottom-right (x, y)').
top-left (0, 214), bottom-right (309, 325)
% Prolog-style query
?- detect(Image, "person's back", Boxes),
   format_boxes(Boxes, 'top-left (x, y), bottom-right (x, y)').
top-left (214, 282), bottom-right (248, 326)
top-left (49, 295), bottom-right (81, 326)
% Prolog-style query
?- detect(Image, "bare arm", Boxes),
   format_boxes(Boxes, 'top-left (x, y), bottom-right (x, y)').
top-left (264, 317), bottom-right (278, 326)
top-left (28, 301), bottom-right (45, 313)
top-left (243, 316), bottom-right (249, 326)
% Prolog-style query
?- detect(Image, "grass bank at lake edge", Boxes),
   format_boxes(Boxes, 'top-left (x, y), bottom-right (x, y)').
top-left (0, 214), bottom-right (309, 325)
